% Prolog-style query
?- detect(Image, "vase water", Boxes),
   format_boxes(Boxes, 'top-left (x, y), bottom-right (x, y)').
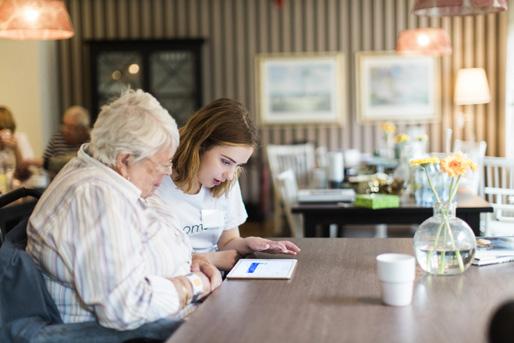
top-left (413, 202), bottom-right (476, 275)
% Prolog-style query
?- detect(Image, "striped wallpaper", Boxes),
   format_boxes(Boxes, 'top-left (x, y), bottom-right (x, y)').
top-left (58, 0), bottom-right (508, 206)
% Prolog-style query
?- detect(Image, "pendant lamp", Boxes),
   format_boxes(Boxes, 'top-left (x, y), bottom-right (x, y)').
top-left (0, 0), bottom-right (74, 40)
top-left (396, 28), bottom-right (452, 55)
top-left (413, 0), bottom-right (508, 16)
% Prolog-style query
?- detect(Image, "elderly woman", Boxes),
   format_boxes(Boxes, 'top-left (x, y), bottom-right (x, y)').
top-left (27, 90), bottom-right (221, 331)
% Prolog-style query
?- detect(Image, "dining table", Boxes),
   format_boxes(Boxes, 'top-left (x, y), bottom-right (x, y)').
top-left (292, 191), bottom-right (493, 237)
top-left (166, 238), bottom-right (513, 343)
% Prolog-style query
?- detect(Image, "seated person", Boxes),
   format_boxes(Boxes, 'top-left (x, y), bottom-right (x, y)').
top-left (0, 106), bottom-right (37, 184)
top-left (42, 105), bottom-right (91, 177)
top-left (154, 98), bottom-right (300, 270)
top-left (27, 90), bottom-right (221, 330)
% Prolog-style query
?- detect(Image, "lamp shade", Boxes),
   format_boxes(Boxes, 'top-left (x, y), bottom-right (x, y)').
top-left (454, 68), bottom-right (491, 105)
top-left (396, 28), bottom-right (452, 55)
top-left (413, 0), bottom-right (508, 16)
top-left (0, 0), bottom-right (74, 40)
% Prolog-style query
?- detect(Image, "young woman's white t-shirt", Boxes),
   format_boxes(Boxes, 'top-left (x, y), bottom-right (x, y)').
top-left (154, 176), bottom-right (248, 253)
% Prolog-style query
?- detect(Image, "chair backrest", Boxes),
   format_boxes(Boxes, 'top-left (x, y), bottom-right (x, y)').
top-left (0, 230), bottom-right (63, 342)
top-left (482, 157), bottom-right (514, 196)
top-left (482, 157), bottom-right (514, 223)
top-left (454, 139), bottom-right (487, 194)
top-left (276, 170), bottom-right (303, 238)
top-left (266, 144), bottom-right (315, 189)
top-left (483, 187), bottom-right (514, 222)
top-left (0, 187), bottom-right (43, 243)
top-left (0, 187), bottom-right (61, 342)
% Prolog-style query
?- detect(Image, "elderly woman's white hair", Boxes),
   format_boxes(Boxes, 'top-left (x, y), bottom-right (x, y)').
top-left (89, 89), bottom-right (179, 166)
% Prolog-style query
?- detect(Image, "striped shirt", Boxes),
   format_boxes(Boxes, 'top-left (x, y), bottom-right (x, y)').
top-left (27, 144), bottom-right (192, 330)
top-left (42, 131), bottom-right (83, 168)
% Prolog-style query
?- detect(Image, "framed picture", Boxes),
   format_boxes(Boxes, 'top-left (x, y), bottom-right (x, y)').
top-left (255, 53), bottom-right (345, 125)
top-left (356, 52), bottom-right (440, 123)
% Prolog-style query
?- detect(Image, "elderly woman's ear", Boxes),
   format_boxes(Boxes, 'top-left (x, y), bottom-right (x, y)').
top-left (115, 153), bottom-right (132, 179)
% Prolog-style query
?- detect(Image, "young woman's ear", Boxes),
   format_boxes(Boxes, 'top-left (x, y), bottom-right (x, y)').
top-left (115, 153), bottom-right (132, 179)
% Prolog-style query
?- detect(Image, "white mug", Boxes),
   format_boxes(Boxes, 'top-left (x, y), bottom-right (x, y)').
top-left (376, 253), bottom-right (415, 306)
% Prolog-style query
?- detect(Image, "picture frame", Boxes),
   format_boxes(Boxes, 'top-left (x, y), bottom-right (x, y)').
top-left (255, 53), bottom-right (345, 125)
top-left (356, 51), bottom-right (440, 123)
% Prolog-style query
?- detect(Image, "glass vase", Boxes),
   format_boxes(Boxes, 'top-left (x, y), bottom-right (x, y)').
top-left (413, 164), bottom-right (449, 206)
top-left (413, 202), bottom-right (476, 275)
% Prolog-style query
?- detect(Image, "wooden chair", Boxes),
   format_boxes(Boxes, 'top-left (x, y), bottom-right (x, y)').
top-left (481, 157), bottom-right (514, 236)
top-left (266, 144), bottom-right (315, 236)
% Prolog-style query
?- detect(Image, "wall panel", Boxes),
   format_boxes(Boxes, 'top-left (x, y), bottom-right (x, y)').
top-left (60, 0), bottom-right (508, 206)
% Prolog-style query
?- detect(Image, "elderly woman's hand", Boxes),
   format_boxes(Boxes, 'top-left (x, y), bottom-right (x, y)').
top-left (191, 254), bottom-right (222, 291)
top-left (244, 236), bottom-right (301, 255)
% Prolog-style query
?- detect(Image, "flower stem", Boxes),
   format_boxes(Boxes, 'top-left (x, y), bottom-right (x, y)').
top-left (444, 176), bottom-right (465, 272)
top-left (428, 220), bottom-right (445, 270)
top-left (449, 176), bottom-right (461, 203)
top-left (424, 167), bottom-right (441, 203)
top-left (443, 212), bottom-right (465, 272)
top-left (439, 220), bottom-right (448, 273)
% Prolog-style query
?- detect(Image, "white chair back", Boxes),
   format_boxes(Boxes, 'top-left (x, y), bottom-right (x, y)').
top-left (454, 139), bottom-right (487, 194)
top-left (277, 170), bottom-right (303, 238)
top-left (267, 144), bottom-right (316, 188)
top-left (266, 144), bottom-right (314, 236)
top-left (481, 157), bottom-right (514, 236)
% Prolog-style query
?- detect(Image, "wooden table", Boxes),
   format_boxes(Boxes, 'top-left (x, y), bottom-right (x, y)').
top-left (166, 238), bottom-right (514, 343)
top-left (292, 192), bottom-right (493, 237)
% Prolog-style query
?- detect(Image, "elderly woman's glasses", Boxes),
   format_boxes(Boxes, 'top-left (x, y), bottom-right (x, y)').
top-left (147, 157), bottom-right (173, 175)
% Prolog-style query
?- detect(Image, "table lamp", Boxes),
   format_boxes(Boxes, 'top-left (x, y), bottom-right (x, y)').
top-left (454, 67), bottom-right (491, 140)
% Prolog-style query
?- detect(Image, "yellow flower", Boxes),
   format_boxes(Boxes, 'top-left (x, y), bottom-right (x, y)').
top-left (381, 122), bottom-right (396, 134)
top-left (439, 152), bottom-right (476, 177)
top-left (409, 156), bottom-right (440, 167)
top-left (468, 159), bottom-right (478, 172)
top-left (395, 134), bottom-right (410, 144)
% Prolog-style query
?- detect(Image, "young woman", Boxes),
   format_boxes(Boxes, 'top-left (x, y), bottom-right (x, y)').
top-left (155, 98), bottom-right (300, 270)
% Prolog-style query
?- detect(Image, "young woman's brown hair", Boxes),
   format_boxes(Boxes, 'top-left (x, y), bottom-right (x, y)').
top-left (0, 106), bottom-right (16, 132)
top-left (172, 98), bottom-right (258, 197)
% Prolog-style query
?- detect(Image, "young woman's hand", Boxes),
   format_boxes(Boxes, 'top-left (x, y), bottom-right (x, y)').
top-left (202, 250), bottom-right (241, 271)
top-left (244, 236), bottom-right (301, 255)
top-left (191, 254), bottom-right (222, 290)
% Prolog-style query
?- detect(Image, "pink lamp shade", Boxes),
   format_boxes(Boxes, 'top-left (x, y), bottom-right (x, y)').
top-left (396, 28), bottom-right (452, 55)
top-left (413, 0), bottom-right (508, 16)
top-left (0, 0), bottom-right (74, 40)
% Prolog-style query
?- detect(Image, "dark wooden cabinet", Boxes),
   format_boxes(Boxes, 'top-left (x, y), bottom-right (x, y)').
top-left (87, 39), bottom-right (204, 125)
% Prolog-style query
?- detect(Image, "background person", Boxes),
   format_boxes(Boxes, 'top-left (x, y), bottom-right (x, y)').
top-left (154, 98), bottom-right (300, 271)
top-left (42, 105), bottom-right (91, 177)
top-left (0, 106), bottom-right (37, 186)
top-left (27, 90), bottom-right (221, 331)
